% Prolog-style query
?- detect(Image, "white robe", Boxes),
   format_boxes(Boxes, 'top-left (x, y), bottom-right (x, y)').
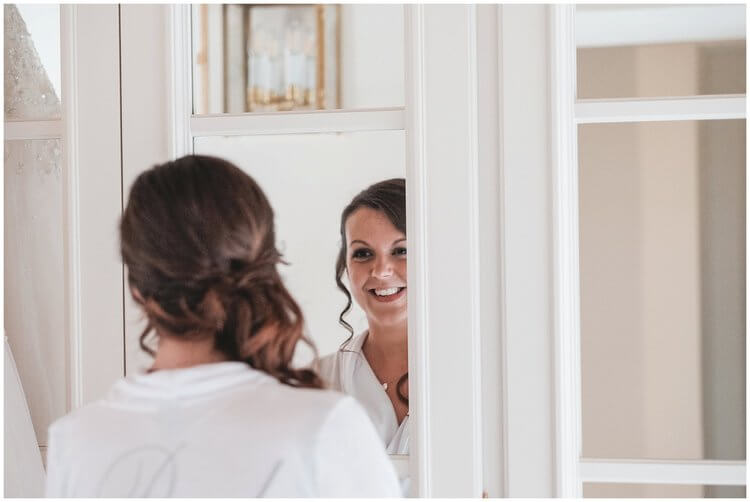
top-left (318, 332), bottom-right (409, 455)
top-left (45, 362), bottom-right (401, 497)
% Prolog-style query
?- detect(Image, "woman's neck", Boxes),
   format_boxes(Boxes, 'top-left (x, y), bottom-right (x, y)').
top-left (150, 334), bottom-right (228, 371)
top-left (363, 321), bottom-right (408, 362)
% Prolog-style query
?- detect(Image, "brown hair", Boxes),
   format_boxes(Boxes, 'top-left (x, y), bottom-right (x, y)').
top-left (120, 155), bottom-right (322, 389)
top-left (335, 178), bottom-right (408, 404)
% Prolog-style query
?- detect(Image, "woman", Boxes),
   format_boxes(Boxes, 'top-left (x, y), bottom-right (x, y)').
top-left (45, 155), bottom-right (400, 497)
top-left (319, 179), bottom-right (409, 455)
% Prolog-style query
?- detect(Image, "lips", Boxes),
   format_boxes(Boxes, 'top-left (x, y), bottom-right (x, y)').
top-left (368, 287), bottom-right (406, 303)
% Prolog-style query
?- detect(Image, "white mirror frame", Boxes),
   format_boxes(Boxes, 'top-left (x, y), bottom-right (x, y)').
top-left (119, 4), bottom-right (490, 497)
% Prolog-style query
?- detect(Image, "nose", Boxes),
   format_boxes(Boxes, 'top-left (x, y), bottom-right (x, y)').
top-left (371, 256), bottom-right (394, 279)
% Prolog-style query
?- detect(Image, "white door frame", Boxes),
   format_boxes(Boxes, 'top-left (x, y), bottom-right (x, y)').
top-left (549, 4), bottom-right (747, 495)
top-left (404, 4), bottom-right (485, 497)
top-left (61, 4), bottom-right (124, 410)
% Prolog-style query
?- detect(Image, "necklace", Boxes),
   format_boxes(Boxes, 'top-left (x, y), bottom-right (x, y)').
top-left (380, 373), bottom-right (408, 392)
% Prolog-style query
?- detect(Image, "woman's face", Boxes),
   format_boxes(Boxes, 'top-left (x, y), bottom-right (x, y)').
top-left (345, 207), bottom-right (407, 329)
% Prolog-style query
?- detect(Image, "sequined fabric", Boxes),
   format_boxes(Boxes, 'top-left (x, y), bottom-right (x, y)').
top-left (4, 4), bottom-right (61, 120)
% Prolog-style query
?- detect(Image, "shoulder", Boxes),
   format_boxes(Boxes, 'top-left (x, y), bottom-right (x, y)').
top-left (311, 395), bottom-right (402, 496)
top-left (317, 333), bottom-right (366, 374)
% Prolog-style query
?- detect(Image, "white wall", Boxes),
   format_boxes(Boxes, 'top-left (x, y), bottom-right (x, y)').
top-left (340, 4), bottom-right (404, 109)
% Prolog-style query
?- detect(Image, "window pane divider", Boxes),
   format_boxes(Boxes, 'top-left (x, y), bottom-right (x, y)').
top-left (4, 120), bottom-right (63, 141)
top-left (189, 108), bottom-right (405, 137)
top-left (579, 459), bottom-right (747, 486)
top-left (575, 95), bottom-right (746, 124)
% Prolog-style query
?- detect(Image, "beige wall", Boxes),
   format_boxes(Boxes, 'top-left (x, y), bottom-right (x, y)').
top-left (578, 41), bottom-right (745, 498)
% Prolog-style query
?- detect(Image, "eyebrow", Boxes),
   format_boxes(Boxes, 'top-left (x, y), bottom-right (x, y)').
top-left (350, 238), bottom-right (407, 247)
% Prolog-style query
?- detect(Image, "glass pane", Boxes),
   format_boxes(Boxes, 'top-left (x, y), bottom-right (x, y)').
top-left (193, 131), bottom-right (405, 359)
top-left (192, 4), bottom-right (404, 114)
top-left (576, 5), bottom-right (746, 99)
top-left (4, 139), bottom-right (65, 447)
top-left (584, 483), bottom-right (746, 498)
top-left (579, 120), bottom-right (746, 460)
top-left (4, 4), bottom-right (61, 120)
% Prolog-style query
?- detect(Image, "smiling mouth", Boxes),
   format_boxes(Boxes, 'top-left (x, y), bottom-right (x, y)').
top-left (368, 287), bottom-right (406, 302)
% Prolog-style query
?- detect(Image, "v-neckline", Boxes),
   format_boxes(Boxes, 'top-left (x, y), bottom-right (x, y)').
top-left (354, 332), bottom-right (406, 427)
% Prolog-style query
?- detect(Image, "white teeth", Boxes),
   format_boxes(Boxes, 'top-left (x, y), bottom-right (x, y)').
top-left (374, 287), bottom-right (400, 296)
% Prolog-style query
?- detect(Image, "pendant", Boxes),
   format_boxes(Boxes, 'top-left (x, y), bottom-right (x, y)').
top-left (382, 382), bottom-right (389, 391)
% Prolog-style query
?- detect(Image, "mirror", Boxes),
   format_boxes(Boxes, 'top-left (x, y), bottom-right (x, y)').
top-left (193, 129), bottom-right (410, 490)
top-left (576, 4), bottom-right (746, 99)
top-left (192, 4), bottom-right (404, 114)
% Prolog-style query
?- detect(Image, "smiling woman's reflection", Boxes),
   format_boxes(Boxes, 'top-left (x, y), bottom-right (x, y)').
top-left (320, 179), bottom-right (409, 455)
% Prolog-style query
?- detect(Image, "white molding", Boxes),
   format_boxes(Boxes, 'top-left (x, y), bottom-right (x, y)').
top-left (60, 5), bottom-right (124, 408)
top-left (575, 96), bottom-right (746, 124)
top-left (406, 5), bottom-right (484, 496)
top-left (549, 4), bottom-right (582, 498)
top-left (190, 108), bottom-right (405, 137)
top-left (580, 459), bottom-right (747, 486)
top-left (494, 7), bottom-right (510, 496)
top-left (4, 120), bottom-right (63, 141)
top-left (499, 5), bottom-right (556, 496)
top-left (404, 5), bottom-right (430, 497)
top-left (169, 4), bottom-right (192, 158)
top-left (60, 4), bottom-right (84, 412)
top-left (466, 7), bottom-right (484, 497)
top-left (576, 5), bottom-right (746, 48)
top-left (476, 4), bottom-right (505, 497)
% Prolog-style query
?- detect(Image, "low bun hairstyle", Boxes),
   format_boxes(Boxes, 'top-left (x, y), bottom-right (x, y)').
top-left (120, 155), bottom-right (322, 389)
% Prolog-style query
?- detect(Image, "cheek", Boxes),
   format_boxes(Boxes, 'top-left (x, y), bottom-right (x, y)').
top-left (346, 262), bottom-right (366, 289)
top-left (396, 260), bottom-right (408, 283)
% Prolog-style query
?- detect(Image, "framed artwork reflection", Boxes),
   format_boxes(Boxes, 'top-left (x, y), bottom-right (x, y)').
top-left (194, 4), bottom-right (341, 114)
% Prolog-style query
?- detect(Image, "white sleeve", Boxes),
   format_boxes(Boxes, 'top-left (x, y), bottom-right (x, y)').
top-left (44, 421), bottom-right (68, 497)
top-left (313, 396), bottom-right (402, 497)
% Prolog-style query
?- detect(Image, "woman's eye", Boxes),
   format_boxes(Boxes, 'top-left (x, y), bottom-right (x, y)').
top-left (351, 248), bottom-right (372, 260)
top-left (393, 247), bottom-right (407, 256)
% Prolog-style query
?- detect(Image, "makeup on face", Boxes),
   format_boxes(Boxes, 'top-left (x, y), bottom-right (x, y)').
top-left (345, 208), bottom-right (408, 325)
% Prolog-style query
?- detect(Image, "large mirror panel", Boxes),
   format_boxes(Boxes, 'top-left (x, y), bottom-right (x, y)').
top-left (578, 120), bottom-right (746, 464)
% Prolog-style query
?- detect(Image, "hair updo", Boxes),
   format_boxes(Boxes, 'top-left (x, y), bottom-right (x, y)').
top-left (120, 155), bottom-right (321, 388)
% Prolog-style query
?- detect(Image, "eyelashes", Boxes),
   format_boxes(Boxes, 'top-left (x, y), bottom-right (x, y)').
top-left (351, 248), bottom-right (373, 260)
top-left (350, 247), bottom-right (407, 261)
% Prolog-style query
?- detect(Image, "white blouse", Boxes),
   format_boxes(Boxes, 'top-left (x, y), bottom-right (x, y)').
top-left (45, 362), bottom-right (401, 497)
top-left (319, 332), bottom-right (409, 455)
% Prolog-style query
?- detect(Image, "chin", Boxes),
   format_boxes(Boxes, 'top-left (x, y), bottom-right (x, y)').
top-left (368, 310), bottom-right (408, 328)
